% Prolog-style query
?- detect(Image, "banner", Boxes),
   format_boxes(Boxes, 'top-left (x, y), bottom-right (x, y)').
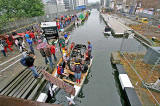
top-left (42, 70), bottom-right (75, 96)
top-left (42, 27), bottom-right (58, 40)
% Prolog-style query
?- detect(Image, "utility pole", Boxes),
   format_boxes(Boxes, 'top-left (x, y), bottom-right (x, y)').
top-left (56, 0), bottom-right (58, 17)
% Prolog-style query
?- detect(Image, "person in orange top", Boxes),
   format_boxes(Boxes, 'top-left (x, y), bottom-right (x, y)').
top-left (70, 42), bottom-right (75, 50)
top-left (5, 36), bottom-right (13, 52)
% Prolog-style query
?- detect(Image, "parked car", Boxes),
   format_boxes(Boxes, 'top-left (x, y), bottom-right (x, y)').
top-left (138, 18), bottom-right (149, 24)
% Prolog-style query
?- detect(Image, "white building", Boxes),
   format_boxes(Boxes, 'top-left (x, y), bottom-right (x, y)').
top-left (109, 0), bottom-right (115, 9)
top-left (76, 0), bottom-right (88, 6)
top-left (100, 0), bottom-right (110, 8)
top-left (42, 0), bottom-right (65, 15)
top-left (63, 0), bottom-right (88, 10)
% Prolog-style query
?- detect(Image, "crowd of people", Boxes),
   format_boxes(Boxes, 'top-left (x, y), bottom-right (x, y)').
top-left (0, 11), bottom-right (91, 82)
top-left (56, 41), bottom-right (92, 84)
top-left (55, 14), bottom-right (78, 31)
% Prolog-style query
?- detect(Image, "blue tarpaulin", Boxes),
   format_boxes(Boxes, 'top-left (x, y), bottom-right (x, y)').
top-left (76, 5), bottom-right (86, 10)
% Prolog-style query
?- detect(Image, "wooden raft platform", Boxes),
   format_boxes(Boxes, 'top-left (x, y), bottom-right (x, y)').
top-left (0, 66), bottom-right (47, 101)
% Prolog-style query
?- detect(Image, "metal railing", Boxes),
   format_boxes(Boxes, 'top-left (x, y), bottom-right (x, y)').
top-left (0, 10), bottom-right (79, 34)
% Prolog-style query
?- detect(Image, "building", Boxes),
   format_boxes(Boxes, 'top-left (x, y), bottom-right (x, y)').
top-left (42, 0), bottom-right (65, 15)
top-left (69, 0), bottom-right (77, 10)
top-left (100, 0), bottom-right (110, 8)
top-left (63, 0), bottom-right (88, 10)
top-left (73, 0), bottom-right (88, 10)
top-left (63, 0), bottom-right (70, 10)
top-left (109, 0), bottom-right (115, 9)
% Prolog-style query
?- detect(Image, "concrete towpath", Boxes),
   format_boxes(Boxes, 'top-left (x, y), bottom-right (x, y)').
top-left (101, 13), bottom-right (131, 35)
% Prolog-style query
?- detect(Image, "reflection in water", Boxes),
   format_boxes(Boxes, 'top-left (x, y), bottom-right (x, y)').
top-left (99, 13), bottom-right (104, 24)
top-left (111, 63), bottom-right (127, 106)
top-left (103, 33), bottom-right (111, 38)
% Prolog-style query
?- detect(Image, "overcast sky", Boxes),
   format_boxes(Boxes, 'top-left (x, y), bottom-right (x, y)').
top-left (88, 0), bottom-right (100, 3)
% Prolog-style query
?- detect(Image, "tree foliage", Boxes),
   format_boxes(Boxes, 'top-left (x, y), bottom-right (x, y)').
top-left (0, 0), bottom-right (44, 30)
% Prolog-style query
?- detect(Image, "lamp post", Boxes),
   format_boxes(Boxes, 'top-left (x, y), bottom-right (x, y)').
top-left (56, 0), bottom-right (58, 17)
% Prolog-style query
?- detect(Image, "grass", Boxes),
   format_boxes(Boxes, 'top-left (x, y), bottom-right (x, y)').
top-left (120, 52), bottom-right (160, 105)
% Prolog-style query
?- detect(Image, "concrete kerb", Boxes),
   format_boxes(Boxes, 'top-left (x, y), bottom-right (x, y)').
top-left (115, 15), bottom-right (153, 46)
top-left (101, 13), bottom-right (153, 46)
top-left (101, 14), bottom-right (115, 35)
top-left (112, 59), bottom-right (142, 106)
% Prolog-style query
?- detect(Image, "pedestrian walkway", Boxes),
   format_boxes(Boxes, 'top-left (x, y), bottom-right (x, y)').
top-left (101, 14), bottom-right (131, 35)
top-left (0, 66), bottom-right (47, 100)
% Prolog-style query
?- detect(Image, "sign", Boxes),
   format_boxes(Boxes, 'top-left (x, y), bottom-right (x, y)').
top-left (41, 22), bottom-right (58, 40)
top-left (42, 70), bottom-right (75, 96)
top-left (42, 27), bottom-right (58, 40)
top-left (76, 5), bottom-right (86, 10)
top-left (57, 0), bottom-right (64, 5)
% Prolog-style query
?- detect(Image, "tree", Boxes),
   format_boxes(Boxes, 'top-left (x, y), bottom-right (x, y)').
top-left (0, 0), bottom-right (44, 31)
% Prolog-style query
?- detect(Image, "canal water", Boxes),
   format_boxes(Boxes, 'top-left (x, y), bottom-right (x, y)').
top-left (53, 9), bottom-right (145, 106)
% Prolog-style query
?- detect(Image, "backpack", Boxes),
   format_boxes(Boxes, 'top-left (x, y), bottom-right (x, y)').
top-left (1, 40), bottom-right (8, 47)
top-left (57, 66), bottom-right (63, 75)
top-left (20, 57), bottom-right (27, 66)
top-left (75, 64), bottom-right (81, 73)
top-left (40, 48), bottom-right (46, 57)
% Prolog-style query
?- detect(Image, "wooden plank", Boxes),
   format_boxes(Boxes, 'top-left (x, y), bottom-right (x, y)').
top-left (16, 67), bottom-right (44, 98)
top-left (20, 72), bottom-right (42, 99)
top-left (20, 67), bottom-right (46, 99)
top-left (0, 68), bottom-right (27, 92)
top-left (11, 67), bottom-right (41, 97)
top-left (64, 69), bottom-right (74, 75)
top-left (9, 72), bottom-right (33, 97)
top-left (0, 68), bottom-right (32, 95)
top-left (26, 67), bottom-right (48, 100)
top-left (27, 77), bottom-right (46, 100)
top-left (62, 78), bottom-right (80, 86)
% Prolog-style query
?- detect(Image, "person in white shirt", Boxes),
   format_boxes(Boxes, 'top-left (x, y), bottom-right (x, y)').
top-left (0, 43), bottom-right (6, 57)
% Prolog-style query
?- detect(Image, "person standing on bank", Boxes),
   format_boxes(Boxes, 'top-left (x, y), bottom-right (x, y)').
top-left (50, 43), bottom-right (57, 61)
top-left (26, 38), bottom-right (34, 54)
top-left (40, 48), bottom-right (48, 65)
top-left (0, 42), bottom-right (6, 57)
top-left (25, 52), bottom-right (40, 78)
top-left (44, 45), bottom-right (54, 69)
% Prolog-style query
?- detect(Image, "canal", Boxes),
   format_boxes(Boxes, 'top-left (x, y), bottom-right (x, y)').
top-left (53, 9), bottom-right (145, 106)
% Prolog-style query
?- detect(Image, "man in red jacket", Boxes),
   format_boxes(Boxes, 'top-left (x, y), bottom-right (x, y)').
top-left (5, 37), bottom-right (13, 52)
top-left (29, 31), bottom-right (36, 45)
top-left (50, 43), bottom-right (57, 61)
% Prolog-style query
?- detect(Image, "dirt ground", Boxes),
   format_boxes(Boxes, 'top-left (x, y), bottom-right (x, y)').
top-left (120, 52), bottom-right (160, 105)
top-left (129, 24), bottom-right (160, 46)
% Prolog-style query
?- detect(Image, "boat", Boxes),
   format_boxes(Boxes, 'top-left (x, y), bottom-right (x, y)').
top-left (51, 44), bottom-right (93, 104)
top-left (104, 25), bottom-right (112, 35)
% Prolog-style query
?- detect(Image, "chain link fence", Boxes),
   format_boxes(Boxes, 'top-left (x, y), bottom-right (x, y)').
top-left (0, 10), bottom-right (79, 34)
top-left (120, 35), bottom-right (160, 105)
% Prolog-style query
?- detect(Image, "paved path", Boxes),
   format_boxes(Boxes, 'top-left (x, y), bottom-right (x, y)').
top-left (101, 14), bottom-right (131, 35)
top-left (0, 22), bottom-right (74, 90)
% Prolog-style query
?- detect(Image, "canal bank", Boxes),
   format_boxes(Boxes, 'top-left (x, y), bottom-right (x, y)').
top-left (101, 13), bottom-right (153, 46)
